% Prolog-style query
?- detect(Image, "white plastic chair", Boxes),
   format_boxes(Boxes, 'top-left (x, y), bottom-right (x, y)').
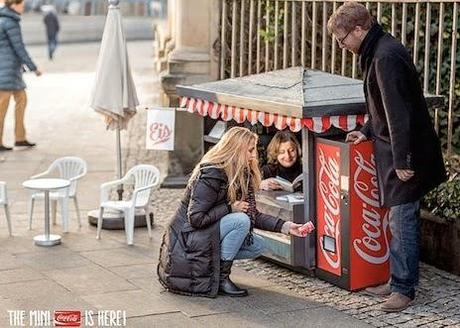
top-left (28, 157), bottom-right (87, 232)
top-left (96, 164), bottom-right (160, 245)
top-left (0, 181), bottom-right (12, 236)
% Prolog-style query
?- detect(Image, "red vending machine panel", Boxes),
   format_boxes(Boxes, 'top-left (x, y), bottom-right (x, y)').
top-left (315, 137), bottom-right (391, 291)
top-left (316, 142), bottom-right (342, 277)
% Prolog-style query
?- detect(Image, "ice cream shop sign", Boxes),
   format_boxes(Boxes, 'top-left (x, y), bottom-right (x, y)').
top-left (146, 107), bottom-right (175, 151)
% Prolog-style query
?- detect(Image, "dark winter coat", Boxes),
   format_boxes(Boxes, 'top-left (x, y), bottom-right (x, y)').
top-left (359, 24), bottom-right (447, 207)
top-left (0, 7), bottom-right (37, 90)
top-left (261, 160), bottom-right (302, 182)
top-left (157, 165), bottom-right (285, 297)
top-left (43, 11), bottom-right (59, 39)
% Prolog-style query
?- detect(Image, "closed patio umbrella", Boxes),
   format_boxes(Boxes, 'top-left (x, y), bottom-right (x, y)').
top-left (88, 0), bottom-right (140, 229)
top-left (90, 0), bottom-right (138, 198)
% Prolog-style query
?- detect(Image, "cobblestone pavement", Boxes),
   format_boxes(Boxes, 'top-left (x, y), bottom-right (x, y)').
top-left (235, 260), bottom-right (460, 327)
top-left (126, 112), bottom-right (460, 328)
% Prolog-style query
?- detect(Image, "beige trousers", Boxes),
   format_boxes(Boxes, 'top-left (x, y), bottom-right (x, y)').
top-left (0, 90), bottom-right (27, 145)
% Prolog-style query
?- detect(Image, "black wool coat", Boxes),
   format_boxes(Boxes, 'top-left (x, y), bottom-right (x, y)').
top-left (359, 24), bottom-right (447, 207)
top-left (157, 166), bottom-right (284, 297)
top-left (44, 11), bottom-right (59, 39)
top-left (261, 161), bottom-right (303, 192)
top-left (261, 160), bottom-right (302, 182)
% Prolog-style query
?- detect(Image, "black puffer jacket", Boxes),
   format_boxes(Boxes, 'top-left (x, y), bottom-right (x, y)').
top-left (157, 166), bottom-right (285, 297)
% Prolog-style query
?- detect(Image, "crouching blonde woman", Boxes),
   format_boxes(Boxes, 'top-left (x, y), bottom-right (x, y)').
top-left (157, 127), bottom-right (314, 298)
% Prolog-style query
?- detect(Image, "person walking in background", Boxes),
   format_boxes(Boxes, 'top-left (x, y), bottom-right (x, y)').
top-left (158, 127), bottom-right (314, 298)
top-left (328, 2), bottom-right (446, 312)
top-left (41, 4), bottom-right (59, 60)
top-left (0, 0), bottom-right (41, 152)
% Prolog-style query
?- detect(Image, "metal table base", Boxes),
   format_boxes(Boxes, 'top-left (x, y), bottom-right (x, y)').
top-left (34, 234), bottom-right (61, 246)
top-left (34, 189), bottom-right (61, 247)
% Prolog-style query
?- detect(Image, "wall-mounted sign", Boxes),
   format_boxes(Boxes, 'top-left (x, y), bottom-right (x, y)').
top-left (146, 107), bottom-right (175, 151)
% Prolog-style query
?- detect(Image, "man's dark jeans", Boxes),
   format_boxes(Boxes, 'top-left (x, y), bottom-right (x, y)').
top-left (47, 36), bottom-right (58, 60)
top-left (389, 200), bottom-right (420, 300)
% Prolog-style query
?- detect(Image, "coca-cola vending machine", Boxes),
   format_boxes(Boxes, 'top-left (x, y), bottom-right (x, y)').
top-left (315, 137), bottom-right (391, 291)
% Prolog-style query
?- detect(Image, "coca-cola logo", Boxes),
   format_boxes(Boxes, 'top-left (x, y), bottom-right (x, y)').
top-left (54, 311), bottom-right (81, 327)
top-left (318, 148), bottom-right (341, 269)
top-left (352, 150), bottom-right (390, 264)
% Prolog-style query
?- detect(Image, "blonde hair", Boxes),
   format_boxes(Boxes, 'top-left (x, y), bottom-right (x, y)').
top-left (5, 0), bottom-right (24, 7)
top-left (266, 130), bottom-right (301, 165)
top-left (189, 126), bottom-right (261, 203)
top-left (327, 1), bottom-right (373, 35)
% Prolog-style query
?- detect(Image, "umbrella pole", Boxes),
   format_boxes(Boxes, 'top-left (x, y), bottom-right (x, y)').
top-left (116, 121), bottom-right (123, 200)
top-left (88, 0), bottom-right (147, 229)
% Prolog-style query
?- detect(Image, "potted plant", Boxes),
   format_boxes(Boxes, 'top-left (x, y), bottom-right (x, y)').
top-left (421, 156), bottom-right (460, 275)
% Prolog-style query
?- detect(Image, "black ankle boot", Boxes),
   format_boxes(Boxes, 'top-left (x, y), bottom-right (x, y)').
top-left (218, 260), bottom-right (248, 297)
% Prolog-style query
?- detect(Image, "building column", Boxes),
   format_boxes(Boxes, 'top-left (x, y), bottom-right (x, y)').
top-left (159, 0), bottom-right (220, 186)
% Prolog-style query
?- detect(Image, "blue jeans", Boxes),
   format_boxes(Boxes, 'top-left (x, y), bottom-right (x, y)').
top-left (389, 201), bottom-right (420, 300)
top-left (48, 36), bottom-right (58, 59)
top-left (220, 212), bottom-right (265, 261)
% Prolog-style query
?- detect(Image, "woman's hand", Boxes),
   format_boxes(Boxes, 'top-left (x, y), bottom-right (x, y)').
top-left (289, 222), bottom-right (315, 237)
top-left (231, 201), bottom-right (249, 213)
top-left (260, 178), bottom-right (282, 191)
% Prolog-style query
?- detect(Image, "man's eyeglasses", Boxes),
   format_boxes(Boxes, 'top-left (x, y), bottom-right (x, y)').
top-left (336, 30), bottom-right (352, 45)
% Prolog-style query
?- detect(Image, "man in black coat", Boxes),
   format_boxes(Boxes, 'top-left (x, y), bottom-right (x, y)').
top-left (41, 5), bottom-right (59, 60)
top-left (328, 2), bottom-right (446, 312)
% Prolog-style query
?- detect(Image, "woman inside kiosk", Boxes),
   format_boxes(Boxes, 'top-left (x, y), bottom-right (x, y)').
top-left (157, 127), bottom-right (314, 298)
top-left (260, 130), bottom-right (303, 191)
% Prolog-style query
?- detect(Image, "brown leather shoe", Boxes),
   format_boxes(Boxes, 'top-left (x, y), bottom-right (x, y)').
top-left (15, 140), bottom-right (36, 147)
top-left (363, 283), bottom-right (391, 297)
top-left (380, 293), bottom-right (412, 312)
top-left (0, 145), bottom-right (13, 151)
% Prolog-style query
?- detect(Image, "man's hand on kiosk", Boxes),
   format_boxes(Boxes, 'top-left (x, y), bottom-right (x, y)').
top-left (396, 169), bottom-right (415, 182)
top-left (231, 201), bottom-right (249, 213)
top-left (345, 131), bottom-right (367, 144)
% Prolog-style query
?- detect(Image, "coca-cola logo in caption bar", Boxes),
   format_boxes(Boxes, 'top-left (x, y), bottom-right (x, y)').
top-left (352, 150), bottom-right (390, 264)
top-left (54, 311), bottom-right (81, 327)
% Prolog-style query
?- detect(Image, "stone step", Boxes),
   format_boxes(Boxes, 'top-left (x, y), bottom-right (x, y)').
top-left (160, 72), bottom-right (212, 94)
top-left (168, 59), bottom-right (210, 75)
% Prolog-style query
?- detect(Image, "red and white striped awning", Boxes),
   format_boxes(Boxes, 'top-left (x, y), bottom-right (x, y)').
top-left (180, 96), bottom-right (368, 133)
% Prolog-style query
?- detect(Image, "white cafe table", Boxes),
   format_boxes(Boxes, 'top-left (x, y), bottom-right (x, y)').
top-left (22, 178), bottom-right (70, 246)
